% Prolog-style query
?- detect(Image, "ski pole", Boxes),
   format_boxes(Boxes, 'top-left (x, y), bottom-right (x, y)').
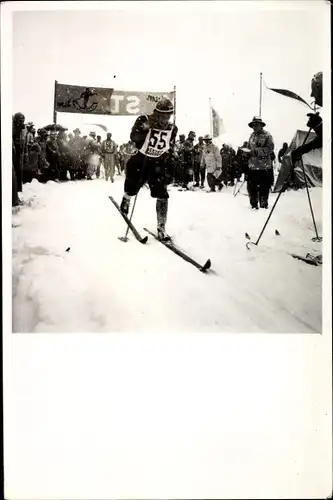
top-left (234, 178), bottom-right (245, 197)
top-left (119, 142), bottom-right (150, 242)
top-left (246, 127), bottom-right (312, 249)
top-left (299, 157), bottom-right (322, 242)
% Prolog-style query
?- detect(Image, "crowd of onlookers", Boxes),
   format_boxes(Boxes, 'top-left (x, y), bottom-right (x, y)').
top-left (12, 111), bottom-right (137, 206)
top-left (12, 111), bottom-right (286, 210)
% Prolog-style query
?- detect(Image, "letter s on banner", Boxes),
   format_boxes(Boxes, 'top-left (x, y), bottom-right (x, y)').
top-left (126, 96), bottom-right (140, 115)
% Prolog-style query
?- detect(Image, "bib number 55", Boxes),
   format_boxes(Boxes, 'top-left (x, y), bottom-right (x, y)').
top-left (149, 130), bottom-right (169, 150)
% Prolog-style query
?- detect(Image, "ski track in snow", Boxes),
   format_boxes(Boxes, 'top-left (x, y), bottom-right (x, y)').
top-left (11, 177), bottom-right (322, 333)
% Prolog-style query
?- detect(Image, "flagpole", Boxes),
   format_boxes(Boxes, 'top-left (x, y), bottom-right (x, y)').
top-left (53, 80), bottom-right (58, 124)
top-left (209, 98), bottom-right (212, 136)
top-left (259, 72), bottom-right (263, 117)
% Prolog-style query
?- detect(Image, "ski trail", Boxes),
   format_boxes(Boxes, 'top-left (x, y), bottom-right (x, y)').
top-left (12, 179), bottom-right (322, 333)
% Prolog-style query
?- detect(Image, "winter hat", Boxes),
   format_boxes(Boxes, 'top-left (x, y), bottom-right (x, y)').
top-left (248, 116), bottom-right (266, 128)
top-left (155, 97), bottom-right (174, 114)
top-left (203, 134), bottom-right (212, 142)
top-left (73, 128), bottom-right (81, 134)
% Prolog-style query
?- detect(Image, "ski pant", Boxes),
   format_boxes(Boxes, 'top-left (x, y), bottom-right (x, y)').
top-left (207, 172), bottom-right (223, 191)
top-left (180, 163), bottom-right (193, 188)
top-left (124, 152), bottom-right (169, 199)
top-left (247, 169), bottom-right (272, 208)
top-left (104, 154), bottom-right (116, 181)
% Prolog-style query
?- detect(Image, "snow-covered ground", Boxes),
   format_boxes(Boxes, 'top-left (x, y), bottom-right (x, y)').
top-left (12, 176), bottom-right (322, 333)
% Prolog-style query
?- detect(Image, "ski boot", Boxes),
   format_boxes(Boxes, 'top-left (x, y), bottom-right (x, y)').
top-left (156, 198), bottom-right (171, 241)
top-left (120, 196), bottom-right (130, 216)
top-left (157, 226), bottom-right (171, 242)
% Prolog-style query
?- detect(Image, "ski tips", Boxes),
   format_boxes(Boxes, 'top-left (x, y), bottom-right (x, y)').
top-left (141, 236), bottom-right (148, 244)
top-left (200, 259), bottom-right (211, 272)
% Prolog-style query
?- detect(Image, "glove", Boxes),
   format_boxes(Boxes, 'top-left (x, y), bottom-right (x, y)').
top-left (214, 168), bottom-right (222, 179)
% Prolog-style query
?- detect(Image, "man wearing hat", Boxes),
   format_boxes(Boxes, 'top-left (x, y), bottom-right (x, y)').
top-left (247, 116), bottom-right (275, 209)
top-left (119, 97), bottom-right (178, 241)
top-left (200, 134), bottom-right (223, 192)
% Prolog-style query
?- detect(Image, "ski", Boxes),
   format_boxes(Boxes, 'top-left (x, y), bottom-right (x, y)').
top-left (108, 196), bottom-right (148, 244)
top-left (291, 253), bottom-right (322, 266)
top-left (244, 232), bottom-right (322, 266)
top-left (143, 228), bottom-right (211, 273)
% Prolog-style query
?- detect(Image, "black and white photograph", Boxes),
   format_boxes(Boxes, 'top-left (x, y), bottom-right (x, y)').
top-left (1, 2), bottom-right (331, 500)
top-left (6, 1), bottom-right (328, 333)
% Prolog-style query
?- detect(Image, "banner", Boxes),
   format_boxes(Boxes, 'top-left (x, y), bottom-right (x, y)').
top-left (54, 82), bottom-right (175, 116)
top-left (211, 106), bottom-right (225, 137)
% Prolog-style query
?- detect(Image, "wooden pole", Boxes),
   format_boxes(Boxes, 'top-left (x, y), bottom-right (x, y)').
top-left (173, 85), bottom-right (176, 125)
top-left (259, 72), bottom-right (263, 117)
top-left (53, 80), bottom-right (58, 124)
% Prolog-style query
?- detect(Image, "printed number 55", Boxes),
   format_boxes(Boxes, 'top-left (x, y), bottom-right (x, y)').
top-left (149, 130), bottom-right (168, 150)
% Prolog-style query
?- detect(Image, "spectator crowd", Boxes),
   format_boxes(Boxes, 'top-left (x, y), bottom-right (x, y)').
top-left (12, 111), bottom-right (283, 210)
top-left (12, 111), bottom-right (137, 206)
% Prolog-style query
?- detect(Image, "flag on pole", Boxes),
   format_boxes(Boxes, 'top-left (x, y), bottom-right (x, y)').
top-left (266, 87), bottom-right (314, 110)
top-left (211, 106), bottom-right (225, 137)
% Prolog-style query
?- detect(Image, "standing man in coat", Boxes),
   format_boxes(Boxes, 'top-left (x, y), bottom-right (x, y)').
top-left (247, 116), bottom-right (275, 209)
top-left (200, 134), bottom-right (223, 192)
top-left (179, 131), bottom-right (196, 190)
top-left (193, 136), bottom-right (205, 188)
top-left (12, 112), bottom-right (27, 194)
top-left (102, 132), bottom-right (117, 182)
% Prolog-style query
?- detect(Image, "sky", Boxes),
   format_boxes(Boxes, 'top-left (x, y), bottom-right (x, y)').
top-left (10, 0), bottom-right (329, 150)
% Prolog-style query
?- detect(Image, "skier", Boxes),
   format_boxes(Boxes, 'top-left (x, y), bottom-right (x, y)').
top-left (119, 97), bottom-right (178, 241)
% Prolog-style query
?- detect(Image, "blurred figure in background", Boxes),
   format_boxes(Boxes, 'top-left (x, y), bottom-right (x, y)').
top-left (36, 129), bottom-right (50, 183)
top-left (122, 140), bottom-right (137, 175)
top-left (46, 130), bottom-right (61, 181)
top-left (12, 112), bottom-right (27, 195)
top-left (193, 136), bottom-right (205, 188)
top-left (95, 135), bottom-right (103, 179)
top-left (57, 129), bottom-right (71, 181)
top-left (102, 132), bottom-right (117, 182)
top-left (201, 134), bottom-right (223, 192)
top-left (179, 131), bottom-right (196, 190)
top-left (173, 134), bottom-right (186, 185)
